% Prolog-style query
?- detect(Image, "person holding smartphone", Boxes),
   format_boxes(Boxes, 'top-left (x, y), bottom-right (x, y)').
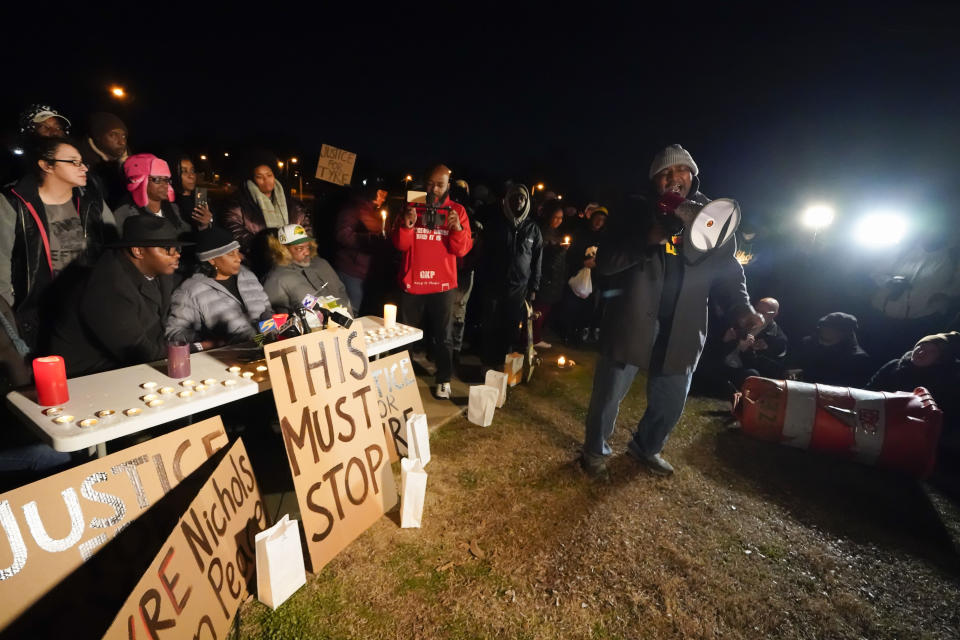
top-left (170, 153), bottom-right (213, 231)
top-left (392, 164), bottom-right (473, 399)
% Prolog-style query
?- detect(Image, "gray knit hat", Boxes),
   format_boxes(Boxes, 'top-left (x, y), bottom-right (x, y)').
top-left (648, 144), bottom-right (699, 179)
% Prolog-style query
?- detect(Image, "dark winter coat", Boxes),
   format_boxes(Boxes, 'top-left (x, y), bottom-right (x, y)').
top-left (479, 209), bottom-right (543, 298)
top-left (48, 249), bottom-right (176, 376)
top-left (538, 227), bottom-right (568, 305)
top-left (794, 334), bottom-right (872, 388)
top-left (597, 193), bottom-right (752, 375)
top-left (867, 351), bottom-right (960, 431)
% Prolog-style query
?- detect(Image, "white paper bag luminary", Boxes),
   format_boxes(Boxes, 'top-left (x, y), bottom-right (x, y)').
top-left (400, 457), bottom-right (428, 528)
top-left (503, 352), bottom-right (524, 387)
top-left (255, 514), bottom-right (307, 610)
top-left (467, 385), bottom-right (499, 427)
top-left (484, 370), bottom-right (508, 408)
top-left (404, 413), bottom-right (431, 466)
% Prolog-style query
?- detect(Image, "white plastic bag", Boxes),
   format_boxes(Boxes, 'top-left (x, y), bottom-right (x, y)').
top-left (484, 370), bottom-right (508, 408)
top-left (568, 267), bottom-right (593, 299)
top-left (400, 457), bottom-right (428, 528)
top-left (468, 385), bottom-right (499, 427)
top-left (403, 413), bottom-right (431, 466)
top-left (255, 514), bottom-right (307, 610)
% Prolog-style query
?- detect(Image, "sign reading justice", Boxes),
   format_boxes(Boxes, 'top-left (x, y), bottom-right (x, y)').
top-left (264, 321), bottom-right (397, 573)
top-left (0, 417), bottom-right (229, 631)
top-left (369, 350), bottom-right (425, 461)
top-left (314, 144), bottom-right (356, 186)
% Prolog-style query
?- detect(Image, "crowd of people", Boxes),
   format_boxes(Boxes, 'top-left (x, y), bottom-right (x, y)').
top-left (1, 103), bottom-right (958, 483)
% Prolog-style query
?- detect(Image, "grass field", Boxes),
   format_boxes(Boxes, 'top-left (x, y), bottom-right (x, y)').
top-left (230, 346), bottom-right (960, 639)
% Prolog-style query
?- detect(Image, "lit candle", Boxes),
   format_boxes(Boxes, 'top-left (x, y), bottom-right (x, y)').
top-left (33, 356), bottom-right (69, 406)
top-left (557, 355), bottom-right (566, 367)
top-left (562, 235), bottom-right (571, 246)
top-left (380, 209), bottom-right (388, 235)
top-left (384, 303), bottom-right (397, 329)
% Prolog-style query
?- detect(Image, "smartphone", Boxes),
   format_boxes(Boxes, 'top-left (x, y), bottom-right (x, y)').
top-left (195, 187), bottom-right (209, 209)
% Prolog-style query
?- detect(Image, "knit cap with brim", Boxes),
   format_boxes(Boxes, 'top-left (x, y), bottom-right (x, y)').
top-left (195, 226), bottom-right (240, 261)
top-left (915, 331), bottom-right (960, 358)
top-left (88, 112), bottom-right (127, 139)
top-left (649, 144), bottom-right (699, 179)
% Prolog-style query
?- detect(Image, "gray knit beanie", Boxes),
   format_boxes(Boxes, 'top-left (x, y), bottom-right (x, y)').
top-left (648, 144), bottom-right (699, 179)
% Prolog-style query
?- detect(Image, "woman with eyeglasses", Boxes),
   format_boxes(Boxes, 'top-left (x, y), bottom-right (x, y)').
top-left (0, 137), bottom-right (117, 352)
top-left (113, 153), bottom-right (192, 238)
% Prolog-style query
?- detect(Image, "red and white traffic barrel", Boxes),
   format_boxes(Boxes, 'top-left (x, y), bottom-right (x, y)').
top-left (732, 377), bottom-right (942, 478)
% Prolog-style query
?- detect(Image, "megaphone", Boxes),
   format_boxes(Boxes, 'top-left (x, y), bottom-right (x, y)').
top-left (676, 198), bottom-right (741, 265)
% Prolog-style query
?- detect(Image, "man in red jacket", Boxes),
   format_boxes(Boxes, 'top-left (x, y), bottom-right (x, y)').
top-left (392, 165), bottom-right (473, 398)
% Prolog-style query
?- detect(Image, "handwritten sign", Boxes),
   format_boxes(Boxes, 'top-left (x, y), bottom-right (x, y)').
top-left (369, 351), bottom-right (425, 461)
top-left (314, 144), bottom-right (356, 186)
top-left (264, 321), bottom-right (397, 573)
top-left (0, 418), bottom-right (229, 631)
top-left (103, 438), bottom-right (266, 639)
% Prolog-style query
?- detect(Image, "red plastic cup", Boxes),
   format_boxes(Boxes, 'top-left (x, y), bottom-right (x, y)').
top-left (33, 356), bottom-right (69, 406)
top-left (167, 341), bottom-right (191, 378)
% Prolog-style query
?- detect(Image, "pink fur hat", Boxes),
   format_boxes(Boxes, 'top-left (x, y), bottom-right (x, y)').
top-left (123, 153), bottom-right (174, 208)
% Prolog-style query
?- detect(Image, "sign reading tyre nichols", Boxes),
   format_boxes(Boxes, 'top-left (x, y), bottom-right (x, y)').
top-left (264, 321), bottom-right (398, 573)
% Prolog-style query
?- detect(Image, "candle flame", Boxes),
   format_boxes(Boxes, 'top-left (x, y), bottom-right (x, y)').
top-left (557, 355), bottom-right (566, 366)
top-left (562, 235), bottom-right (571, 244)
top-left (381, 209), bottom-right (388, 220)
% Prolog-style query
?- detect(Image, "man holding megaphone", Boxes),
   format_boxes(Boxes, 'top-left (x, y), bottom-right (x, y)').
top-left (581, 144), bottom-right (763, 478)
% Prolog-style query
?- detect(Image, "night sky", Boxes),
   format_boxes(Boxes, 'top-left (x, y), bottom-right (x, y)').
top-left (5, 3), bottom-right (959, 228)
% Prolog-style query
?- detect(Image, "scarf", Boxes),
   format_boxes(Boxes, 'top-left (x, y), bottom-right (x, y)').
top-left (247, 180), bottom-right (288, 229)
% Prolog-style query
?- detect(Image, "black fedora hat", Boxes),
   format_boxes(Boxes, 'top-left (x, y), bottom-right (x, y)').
top-left (109, 215), bottom-right (194, 248)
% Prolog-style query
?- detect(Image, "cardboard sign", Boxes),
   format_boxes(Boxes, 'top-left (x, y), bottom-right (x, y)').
top-left (314, 144), bottom-right (356, 186)
top-left (0, 418), bottom-right (229, 631)
top-left (103, 438), bottom-right (266, 639)
top-left (369, 350), bottom-right (426, 461)
top-left (264, 322), bottom-right (397, 573)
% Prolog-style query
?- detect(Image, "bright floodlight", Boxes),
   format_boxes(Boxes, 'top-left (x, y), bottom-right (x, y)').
top-left (801, 204), bottom-right (835, 230)
top-left (854, 212), bottom-right (908, 248)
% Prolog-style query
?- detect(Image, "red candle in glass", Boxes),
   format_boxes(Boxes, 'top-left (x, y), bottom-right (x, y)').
top-left (33, 356), bottom-right (69, 406)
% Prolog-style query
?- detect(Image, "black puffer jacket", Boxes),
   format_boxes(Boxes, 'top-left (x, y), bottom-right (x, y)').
top-left (0, 174), bottom-right (116, 350)
top-left (538, 227), bottom-right (568, 305)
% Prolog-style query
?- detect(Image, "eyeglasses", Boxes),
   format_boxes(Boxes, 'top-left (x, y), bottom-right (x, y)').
top-left (52, 158), bottom-right (88, 168)
top-left (156, 246), bottom-right (181, 256)
top-left (148, 176), bottom-right (173, 185)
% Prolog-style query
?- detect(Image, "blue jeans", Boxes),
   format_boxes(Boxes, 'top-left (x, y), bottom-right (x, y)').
top-left (583, 354), bottom-right (693, 463)
top-left (337, 271), bottom-right (364, 314)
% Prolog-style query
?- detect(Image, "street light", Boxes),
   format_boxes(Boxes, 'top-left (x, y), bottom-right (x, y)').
top-left (854, 212), bottom-right (908, 248)
top-left (536, 183), bottom-right (545, 191)
top-left (277, 161), bottom-right (284, 169)
top-left (109, 85), bottom-right (126, 99)
top-left (557, 194), bottom-right (563, 200)
top-left (801, 204), bottom-right (835, 230)
top-left (290, 157), bottom-right (298, 164)
top-left (199, 154), bottom-right (207, 161)
top-left (223, 152), bottom-right (230, 157)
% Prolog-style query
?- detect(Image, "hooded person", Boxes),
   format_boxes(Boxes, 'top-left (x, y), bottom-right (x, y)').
top-left (222, 150), bottom-right (311, 277)
top-left (114, 154), bottom-right (192, 238)
top-left (79, 112), bottom-right (130, 209)
top-left (793, 312), bottom-right (872, 387)
top-left (477, 183), bottom-right (543, 369)
top-left (581, 144), bottom-right (762, 478)
top-left (165, 226), bottom-right (272, 348)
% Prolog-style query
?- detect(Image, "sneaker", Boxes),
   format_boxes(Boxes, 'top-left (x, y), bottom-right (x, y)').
top-left (626, 442), bottom-right (674, 476)
top-left (579, 453), bottom-right (610, 481)
top-left (534, 340), bottom-right (552, 349)
top-left (435, 382), bottom-right (451, 399)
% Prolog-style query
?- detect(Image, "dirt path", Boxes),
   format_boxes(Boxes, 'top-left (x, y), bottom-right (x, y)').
top-left (233, 346), bottom-right (960, 639)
